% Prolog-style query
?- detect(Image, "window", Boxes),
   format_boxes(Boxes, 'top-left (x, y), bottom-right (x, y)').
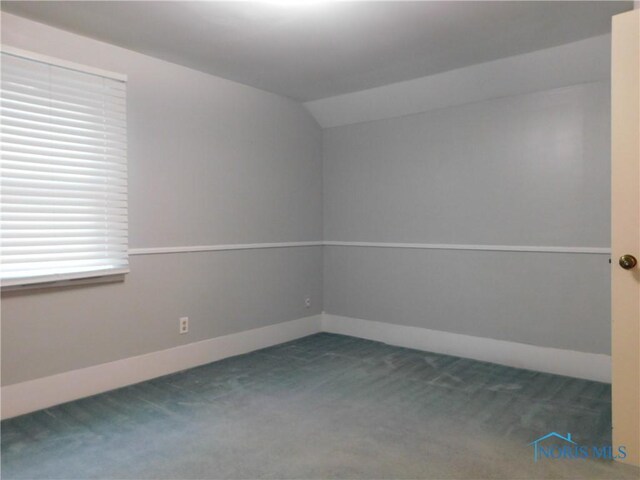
top-left (1, 48), bottom-right (128, 287)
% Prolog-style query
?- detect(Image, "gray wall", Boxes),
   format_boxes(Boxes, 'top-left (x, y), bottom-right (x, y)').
top-left (0, 12), bottom-right (613, 388)
top-left (323, 81), bottom-right (612, 354)
top-left (0, 14), bottom-right (323, 385)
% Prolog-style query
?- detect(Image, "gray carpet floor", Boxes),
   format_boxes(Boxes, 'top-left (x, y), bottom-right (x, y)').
top-left (2, 333), bottom-right (639, 479)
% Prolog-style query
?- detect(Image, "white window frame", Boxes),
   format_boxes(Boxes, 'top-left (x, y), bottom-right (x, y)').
top-left (1, 46), bottom-right (129, 289)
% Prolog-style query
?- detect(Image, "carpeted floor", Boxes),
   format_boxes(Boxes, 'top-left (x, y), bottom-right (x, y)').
top-left (2, 333), bottom-right (639, 479)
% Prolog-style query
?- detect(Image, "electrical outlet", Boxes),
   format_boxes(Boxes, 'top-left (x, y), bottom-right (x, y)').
top-left (304, 295), bottom-right (311, 308)
top-left (179, 317), bottom-right (189, 334)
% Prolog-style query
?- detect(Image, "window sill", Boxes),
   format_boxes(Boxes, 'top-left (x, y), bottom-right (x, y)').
top-left (1, 270), bottom-right (128, 294)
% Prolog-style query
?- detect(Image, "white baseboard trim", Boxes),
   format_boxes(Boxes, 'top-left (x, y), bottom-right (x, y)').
top-left (1, 312), bottom-right (611, 419)
top-left (1, 314), bottom-right (322, 420)
top-left (321, 313), bottom-right (611, 383)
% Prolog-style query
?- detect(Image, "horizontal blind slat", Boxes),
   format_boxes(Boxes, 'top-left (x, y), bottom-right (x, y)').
top-left (2, 150), bottom-right (127, 168)
top-left (2, 115), bottom-right (126, 139)
top-left (1, 98), bottom-right (126, 124)
top-left (2, 229), bottom-right (128, 238)
top-left (2, 141), bottom-right (126, 162)
top-left (2, 106), bottom-right (126, 133)
top-left (2, 76), bottom-right (127, 105)
top-left (2, 202), bottom-right (127, 213)
top-left (2, 237), bottom-right (127, 246)
top-left (2, 134), bottom-right (126, 155)
top-left (2, 124), bottom-right (126, 149)
top-left (2, 259), bottom-right (129, 273)
top-left (1, 183), bottom-right (127, 198)
top-left (2, 177), bottom-right (127, 193)
top-left (1, 80), bottom-right (126, 105)
top-left (1, 166), bottom-right (127, 184)
top-left (1, 90), bottom-right (126, 118)
top-left (2, 250), bottom-right (128, 264)
top-left (2, 159), bottom-right (127, 176)
top-left (1, 195), bottom-right (127, 208)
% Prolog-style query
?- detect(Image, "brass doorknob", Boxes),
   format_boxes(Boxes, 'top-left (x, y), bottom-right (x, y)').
top-left (619, 254), bottom-right (638, 270)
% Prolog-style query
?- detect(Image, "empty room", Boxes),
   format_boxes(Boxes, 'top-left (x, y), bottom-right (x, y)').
top-left (1, 1), bottom-right (639, 479)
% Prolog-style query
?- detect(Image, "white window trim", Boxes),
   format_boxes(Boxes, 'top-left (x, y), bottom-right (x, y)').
top-left (0, 268), bottom-right (131, 289)
top-left (1, 46), bottom-right (129, 289)
top-left (1, 46), bottom-right (127, 82)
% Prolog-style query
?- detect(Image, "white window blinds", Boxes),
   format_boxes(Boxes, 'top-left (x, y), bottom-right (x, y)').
top-left (1, 49), bottom-right (128, 287)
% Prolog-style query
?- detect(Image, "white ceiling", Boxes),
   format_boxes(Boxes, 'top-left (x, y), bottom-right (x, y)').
top-left (1, 1), bottom-right (632, 101)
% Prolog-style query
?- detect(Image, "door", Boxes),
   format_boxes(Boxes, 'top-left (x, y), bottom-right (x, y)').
top-left (611, 8), bottom-right (640, 468)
